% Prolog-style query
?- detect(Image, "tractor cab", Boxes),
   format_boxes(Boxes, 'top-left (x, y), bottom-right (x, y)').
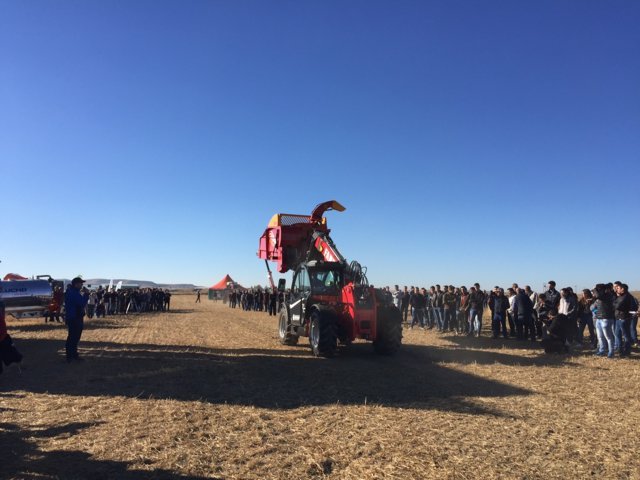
top-left (287, 262), bottom-right (344, 327)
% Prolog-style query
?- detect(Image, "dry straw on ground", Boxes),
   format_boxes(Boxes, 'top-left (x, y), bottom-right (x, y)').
top-left (1, 295), bottom-right (639, 479)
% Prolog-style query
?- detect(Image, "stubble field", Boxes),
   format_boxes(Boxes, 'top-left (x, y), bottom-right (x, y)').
top-left (1, 294), bottom-right (639, 480)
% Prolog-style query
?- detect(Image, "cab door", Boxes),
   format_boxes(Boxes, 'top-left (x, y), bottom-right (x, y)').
top-left (289, 267), bottom-right (310, 326)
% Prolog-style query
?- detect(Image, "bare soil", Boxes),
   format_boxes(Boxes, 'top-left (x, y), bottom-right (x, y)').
top-left (1, 295), bottom-right (639, 479)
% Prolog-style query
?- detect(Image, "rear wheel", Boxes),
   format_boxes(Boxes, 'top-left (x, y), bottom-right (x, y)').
top-left (309, 309), bottom-right (337, 357)
top-left (374, 305), bottom-right (403, 355)
top-left (278, 309), bottom-right (299, 345)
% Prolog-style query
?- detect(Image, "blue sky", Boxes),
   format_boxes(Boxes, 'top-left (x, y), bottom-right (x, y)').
top-left (2, 1), bottom-right (639, 290)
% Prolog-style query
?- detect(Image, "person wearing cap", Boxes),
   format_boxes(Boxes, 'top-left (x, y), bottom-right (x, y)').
top-left (64, 277), bottom-right (89, 362)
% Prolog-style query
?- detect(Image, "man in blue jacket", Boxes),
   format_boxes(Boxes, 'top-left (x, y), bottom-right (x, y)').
top-left (64, 277), bottom-right (89, 362)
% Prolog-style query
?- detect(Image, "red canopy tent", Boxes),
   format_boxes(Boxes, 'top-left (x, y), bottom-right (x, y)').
top-left (208, 274), bottom-right (243, 300)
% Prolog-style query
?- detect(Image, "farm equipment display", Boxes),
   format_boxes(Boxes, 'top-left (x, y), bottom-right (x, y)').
top-left (258, 200), bottom-right (402, 357)
top-left (0, 275), bottom-right (59, 319)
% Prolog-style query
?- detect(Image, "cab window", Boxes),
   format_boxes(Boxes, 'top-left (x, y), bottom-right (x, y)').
top-left (295, 269), bottom-right (311, 293)
top-left (310, 270), bottom-right (340, 293)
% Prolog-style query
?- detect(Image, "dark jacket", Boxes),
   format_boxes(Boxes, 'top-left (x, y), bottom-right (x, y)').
top-left (545, 289), bottom-right (561, 309)
top-left (432, 290), bottom-right (444, 308)
top-left (401, 292), bottom-right (409, 308)
top-left (410, 293), bottom-right (425, 308)
top-left (613, 292), bottom-right (635, 320)
top-left (536, 303), bottom-right (550, 323)
top-left (548, 313), bottom-right (575, 343)
top-left (513, 291), bottom-right (534, 318)
top-left (592, 290), bottom-right (615, 320)
top-left (490, 295), bottom-right (510, 315)
top-left (0, 334), bottom-right (23, 372)
top-left (443, 292), bottom-right (456, 310)
top-left (560, 294), bottom-right (578, 320)
top-left (470, 291), bottom-right (485, 309)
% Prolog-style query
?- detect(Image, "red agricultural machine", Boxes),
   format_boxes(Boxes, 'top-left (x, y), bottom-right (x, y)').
top-left (258, 201), bottom-right (402, 357)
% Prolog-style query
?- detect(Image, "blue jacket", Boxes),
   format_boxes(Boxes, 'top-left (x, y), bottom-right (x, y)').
top-left (65, 287), bottom-right (88, 323)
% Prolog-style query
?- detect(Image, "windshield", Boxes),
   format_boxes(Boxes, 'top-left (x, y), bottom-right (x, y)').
top-left (309, 269), bottom-right (342, 294)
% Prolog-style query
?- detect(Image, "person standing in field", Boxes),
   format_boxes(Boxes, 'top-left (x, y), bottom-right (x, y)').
top-left (442, 285), bottom-right (456, 332)
top-left (164, 290), bottom-right (171, 311)
top-left (457, 286), bottom-right (470, 335)
top-left (577, 289), bottom-right (596, 347)
top-left (434, 285), bottom-right (445, 331)
top-left (559, 287), bottom-right (579, 343)
top-left (525, 285), bottom-right (538, 306)
top-left (593, 283), bottom-right (615, 358)
top-left (535, 293), bottom-right (550, 338)
top-left (392, 285), bottom-right (402, 310)
top-left (410, 288), bottom-right (425, 329)
top-left (468, 283), bottom-right (485, 337)
top-left (268, 289), bottom-right (278, 316)
top-left (427, 286), bottom-right (437, 329)
top-left (195, 290), bottom-right (201, 303)
top-left (506, 288), bottom-right (517, 337)
top-left (613, 283), bottom-right (634, 357)
top-left (514, 287), bottom-right (535, 341)
top-left (489, 288), bottom-right (510, 339)
top-left (400, 286), bottom-right (409, 323)
top-left (64, 277), bottom-right (89, 362)
top-left (545, 281), bottom-right (561, 311)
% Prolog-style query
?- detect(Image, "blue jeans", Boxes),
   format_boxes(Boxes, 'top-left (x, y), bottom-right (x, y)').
top-left (614, 318), bottom-right (632, 356)
top-left (457, 310), bottom-right (468, 332)
top-left (443, 308), bottom-right (454, 331)
top-left (426, 307), bottom-right (436, 328)
top-left (435, 307), bottom-right (444, 330)
top-left (577, 312), bottom-right (595, 344)
top-left (631, 315), bottom-right (638, 344)
top-left (595, 319), bottom-right (615, 357)
top-left (411, 308), bottom-right (424, 328)
top-left (492, 313), bottom-right (507, 338)
top-left (469, 308), bottom-right (482, 335)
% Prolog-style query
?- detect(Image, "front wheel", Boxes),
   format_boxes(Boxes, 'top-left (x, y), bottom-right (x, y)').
top-left (309, 309), bottom-right (337, 357)
top-left (278, 309), bottom-right (298, 345)
top-left (374, 305), bottom-right (403, 355)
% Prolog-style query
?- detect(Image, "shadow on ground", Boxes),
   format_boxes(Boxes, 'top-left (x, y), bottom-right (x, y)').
top-left (0, 421), bottom-right (213, 480)
top-left (0, 333), bottom-right (540, 415)
top-left (9, 320), bottom-right (127, 333)
top-left (441, 333), bottom-right (544, 351)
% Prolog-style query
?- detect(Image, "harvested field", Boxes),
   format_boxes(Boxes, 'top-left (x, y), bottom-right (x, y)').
top-left (1, 295), bottom-right (639, 480)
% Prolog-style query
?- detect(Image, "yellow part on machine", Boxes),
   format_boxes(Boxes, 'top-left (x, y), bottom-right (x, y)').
top-left (267, 201), bottom-right (346, 227)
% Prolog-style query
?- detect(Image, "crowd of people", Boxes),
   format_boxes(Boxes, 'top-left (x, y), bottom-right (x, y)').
top-left (228, 280), bottom-right (638, 358)
top-left (382, 280), bottom-right (638, 357)
top-left (227, 289), bottom-right (281, 316)
top-left (2, 276), bottom-right (637, 371)
top-left (45, 284), bottom-right (172, 322)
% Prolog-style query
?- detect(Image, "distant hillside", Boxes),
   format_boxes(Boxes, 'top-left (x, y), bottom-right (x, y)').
top-left (80, 279), bottom-right (200, 290)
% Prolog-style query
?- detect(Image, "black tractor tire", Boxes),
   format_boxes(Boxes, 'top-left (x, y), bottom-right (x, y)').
top-left (373, 305), bottom-right (403, 355)
top-left (309, 309), bottom-right (338, 357)
top-left (278, 309), bottom-right (299, 345)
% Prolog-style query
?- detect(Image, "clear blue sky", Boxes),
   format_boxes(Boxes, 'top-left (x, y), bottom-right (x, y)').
top-left (2, 1), bottom-right (639, 291)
